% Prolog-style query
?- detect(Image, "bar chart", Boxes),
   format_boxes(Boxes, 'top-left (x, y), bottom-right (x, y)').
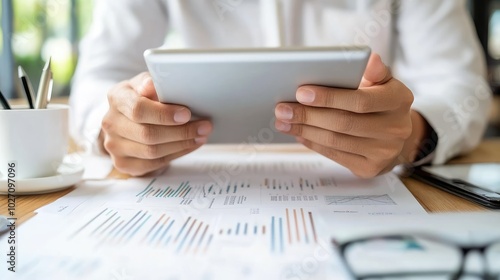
top-left (66, 206), bottom-right (319, 256)
top-left (135, 179), bottom-right (201, 205)
top-left (131, 175), bottom-right (341, 209)
top-left (215, 208), bottom-right (318, 254)
top-left (262, 177), bottom-right (336, 190)
top-left (68, 208), bottom-right (215, 255)
top-left (134, 178), bottom-right (256, 207)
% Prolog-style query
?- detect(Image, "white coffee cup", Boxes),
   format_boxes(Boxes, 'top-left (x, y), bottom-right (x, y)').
top-left (0, 104), bottom-right (69, 179)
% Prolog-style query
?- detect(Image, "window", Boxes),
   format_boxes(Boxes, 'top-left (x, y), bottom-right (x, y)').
top-left (0, 0), bottom-right (94, 98)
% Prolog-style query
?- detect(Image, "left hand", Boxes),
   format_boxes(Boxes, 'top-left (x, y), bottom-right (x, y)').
top-left (274, 53), bottom-right (429, 178)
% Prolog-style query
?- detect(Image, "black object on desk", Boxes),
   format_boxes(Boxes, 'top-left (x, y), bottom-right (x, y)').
top-left (411, 163), bottom-right (500, 209)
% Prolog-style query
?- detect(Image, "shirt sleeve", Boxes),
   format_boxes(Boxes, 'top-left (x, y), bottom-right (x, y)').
top-left (69, 0), bottom-right (169, 153)
top-left (392, 0), bottom-right (492, 165)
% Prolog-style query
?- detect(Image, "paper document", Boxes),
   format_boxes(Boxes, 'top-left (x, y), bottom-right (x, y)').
top-left (2, 149), bottom-right (426, 279)
top-left (38, 151), bottom-right (425, 215)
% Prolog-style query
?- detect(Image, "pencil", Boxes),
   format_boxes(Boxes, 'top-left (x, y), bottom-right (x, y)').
top-left (0, 90), bottom-right (11, 110)
top-left (18, 66), bottom-right (36, 109)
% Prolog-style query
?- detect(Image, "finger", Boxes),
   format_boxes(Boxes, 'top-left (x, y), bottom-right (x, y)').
top-left (296, 137), bottom-right (380, 178)
top-left (108, 84), bottom-right (192, 125)
top-left (360, 53), bottom-right (392, 87)
top-left (276, 121), bottom-right (382, 157)
top-left (129, 72), bottom-right (158, 101)
top-left (103, 134), bottom-right (207, 159)
top-left (102, 113), bottom-right (213, 145)
top-left (112, 147), bottom-right (202, 177)
top-left (275, 103), bottom-right (406, 138)
top-left (295, 81), bottom-right (405, 113)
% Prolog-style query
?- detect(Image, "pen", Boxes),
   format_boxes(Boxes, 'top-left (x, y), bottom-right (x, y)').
top-left (0, 90), bottom-right (11, 110)
top-left (47, 76), bottom-right (53, 106)
top-left (35, 57), bottom-right (52, 109)
top-left (18, 66), bottom-right (36, 109)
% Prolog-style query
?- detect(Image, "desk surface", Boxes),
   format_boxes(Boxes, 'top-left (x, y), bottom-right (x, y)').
top-left (1, 134), bottom-right (499, 223)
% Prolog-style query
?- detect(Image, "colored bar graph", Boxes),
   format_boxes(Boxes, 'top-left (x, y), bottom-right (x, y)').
top-left (293, 209), bottom-right (300, 242)
top-left (301, 208), bottom-right (309, 244)
top-left (279, 217), bottom-right (284, 253)
top-left (159, 219), bottom-right (174, 246)
top-left (68, 206), bottom-right (318, 257)
top-left (185, 222), bottom-right (203, 253)
top-left (90, 211), bottom-right (117, 236)
top-left (67, 208), bottom-right (219, 256)
top-left (135, 179), bottom-right (192, 200)
top-left (135, 179), bottom-right (156, 197)
top-left (149, 217), bottom-right (169, 244)
top-left (99, 215), bottom-right (120, 237)
top-left (69, 208), bottom-right (108, 238)
top-left (142, 213), bottom-right (165, 243)
top-left (127, 214), bottom-right (151, 242)
top-left (194, 225), bottom-right (209, 254)
top-left (176, 219), bottom-right (197, 253)
top-left (174, 217), bottom-right (192, 243)
top-left (286, 208), bottom-right (291, 244)
top-left (271, 216), bottom-right (275, 252)
top-left (270, 216), bottom-right (285, 253)
top-left (309, 211), bottom-right (318, 244)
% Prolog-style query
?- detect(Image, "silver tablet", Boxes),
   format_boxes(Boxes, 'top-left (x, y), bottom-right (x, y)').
top-left (144, 46), bottom-right (371, 144)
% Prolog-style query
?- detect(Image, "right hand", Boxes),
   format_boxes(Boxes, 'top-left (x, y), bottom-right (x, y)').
top-left (100, 72), bottom-right (213, 176)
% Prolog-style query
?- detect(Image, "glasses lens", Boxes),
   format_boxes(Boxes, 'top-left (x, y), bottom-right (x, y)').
top-left (486, 242), bottom-right (500, 278)
top-left (343, 236), bottom-right (462, 279)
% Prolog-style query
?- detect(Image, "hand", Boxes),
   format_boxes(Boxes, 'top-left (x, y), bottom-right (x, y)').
top-left (274, 54), bottom-right (429, 178)
top-left (100, 72), bottom-right (213, 176)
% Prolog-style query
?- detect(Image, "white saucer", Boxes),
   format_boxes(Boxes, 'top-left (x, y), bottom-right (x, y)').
top-left (0, 160), bottom-right (84, 195)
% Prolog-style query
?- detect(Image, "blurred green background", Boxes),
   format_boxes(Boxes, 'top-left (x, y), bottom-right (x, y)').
top-left (1, 0), bottom-right (94, 98)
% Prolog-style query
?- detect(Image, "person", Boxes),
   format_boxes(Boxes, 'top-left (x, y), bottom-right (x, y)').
top-left (70, 0), bottom-right (491, 178)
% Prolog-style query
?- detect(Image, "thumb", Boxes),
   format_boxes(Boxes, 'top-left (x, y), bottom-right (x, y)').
top-left (360, 53), bottom-right (392, 87)
top-left (129, 72), bottom-right (159, 101)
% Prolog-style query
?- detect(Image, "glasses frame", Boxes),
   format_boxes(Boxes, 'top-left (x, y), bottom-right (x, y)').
top-left (333, 233), bottom-right (500, 280)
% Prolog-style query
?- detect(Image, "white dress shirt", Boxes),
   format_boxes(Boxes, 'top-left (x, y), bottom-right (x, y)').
top-left (70, 0), bottom-right (491, 165)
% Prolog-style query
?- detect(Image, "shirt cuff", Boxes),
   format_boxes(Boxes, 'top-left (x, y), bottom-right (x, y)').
top-left (80, 101), bottom-right (109, 156)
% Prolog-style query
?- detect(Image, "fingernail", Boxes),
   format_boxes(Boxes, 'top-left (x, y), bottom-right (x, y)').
top-left (276, 122), bottom-right (291, 132)
top-left (195, 137), bottom-right (208, 144)
top-left (197, 123), bottom-right (212, 136)
top-left (174, 108), bottom-right (191, 123)
top-left (275, 105), bottom-right (293, 120)
top-left (140, 77), bottom-right (153, 94)
top-left (297, 88), bottom-right (315, 103)
top-left (142, 77), bottom-right (152, 87)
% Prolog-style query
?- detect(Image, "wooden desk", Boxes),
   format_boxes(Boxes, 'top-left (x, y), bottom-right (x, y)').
top-left (1, 138), bottom-right (499, 224)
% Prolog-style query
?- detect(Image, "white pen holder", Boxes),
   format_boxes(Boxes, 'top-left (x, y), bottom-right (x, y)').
top-left (0, 104), bottom-right (68, 179)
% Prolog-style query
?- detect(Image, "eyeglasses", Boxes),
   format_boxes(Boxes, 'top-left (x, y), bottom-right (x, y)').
top-left (333, 233), bottom-right (500, 280)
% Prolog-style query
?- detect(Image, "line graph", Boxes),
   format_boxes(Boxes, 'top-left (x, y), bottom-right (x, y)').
top-left (325, 194), bottom-right (396, 205)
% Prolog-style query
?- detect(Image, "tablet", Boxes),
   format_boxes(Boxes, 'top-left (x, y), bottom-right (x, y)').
top-left (144, 46), bottom-right (371, 144)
